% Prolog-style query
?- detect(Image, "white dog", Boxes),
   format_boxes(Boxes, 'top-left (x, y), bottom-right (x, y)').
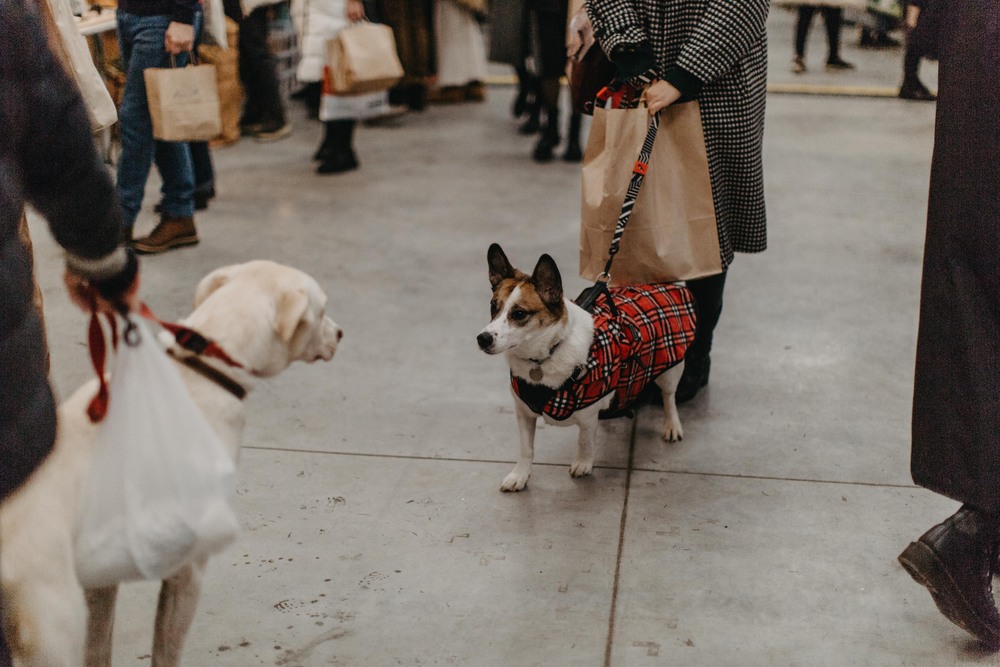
top-left (0, 260), bottom-right (342, 666)
top-left (477, 244), bottom-right (696, 492)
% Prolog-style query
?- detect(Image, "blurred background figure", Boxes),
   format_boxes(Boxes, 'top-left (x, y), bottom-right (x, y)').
top-left (377, 0), bottom-right (434, 111)
top-left (898, 0), bottom-right (935, 101)
top-left (429, 0), bottom-right (489, 104)
top-left (239, 0), bottom-right (294, 139)
top-left (790, 2), bottom-right (855, 73)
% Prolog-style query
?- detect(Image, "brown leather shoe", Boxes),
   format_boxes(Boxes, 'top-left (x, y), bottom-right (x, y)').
top-left (130, 215), bottom-right (199, 254)
top-left (899, 506), bottom-right (1000, 649)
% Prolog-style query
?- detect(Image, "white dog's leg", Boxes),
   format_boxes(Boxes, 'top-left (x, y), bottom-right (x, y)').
top-left (3, 578), bottom-right (87, 667)
top-left (151, 559), bottom-right (207, 667)
top-left (656, 362), bottom-right (685, 443)
top-left (85, 586), bottom-right (118, 667)
top-left (502, 403), bottom-right (537, 492)
top-left (569, 416), bottom-right (598, 478)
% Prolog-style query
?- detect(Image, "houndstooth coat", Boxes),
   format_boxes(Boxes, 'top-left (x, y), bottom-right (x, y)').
top-left (585, 0), bottom-right (770, 266)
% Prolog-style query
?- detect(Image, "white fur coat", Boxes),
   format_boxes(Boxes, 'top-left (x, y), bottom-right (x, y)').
top-left (290, 0), bottom-right (348, 83)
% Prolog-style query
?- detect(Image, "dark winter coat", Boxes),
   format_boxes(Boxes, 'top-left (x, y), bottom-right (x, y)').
top-left (910, 0), bottom-right (1000, 511)
top-left (585, 0), bottom-right (769, 268)
top-left (1, 0), bottom-right (126, 502)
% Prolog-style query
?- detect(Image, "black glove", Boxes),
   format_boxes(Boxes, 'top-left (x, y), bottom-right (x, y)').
top-left (91, 247), bottom-right (139, 307)
top-left (610, 43), bottom-right (658, 87)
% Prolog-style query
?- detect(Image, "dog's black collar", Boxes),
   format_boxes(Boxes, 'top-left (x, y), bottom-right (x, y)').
top-left (168, 349), bottom-right (248, 400)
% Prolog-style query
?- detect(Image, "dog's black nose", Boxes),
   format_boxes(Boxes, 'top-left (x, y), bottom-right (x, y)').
top-left (477, 332), bottom-right (493, 350)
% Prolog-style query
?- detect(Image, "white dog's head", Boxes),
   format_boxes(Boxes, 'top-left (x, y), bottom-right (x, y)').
top-left (185, 260), bottom-right (342, 377)
top-left (476, 243), bottom-right (566, 356)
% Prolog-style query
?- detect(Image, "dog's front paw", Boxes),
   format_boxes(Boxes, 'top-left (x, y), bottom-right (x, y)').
top-left (663, 418), bottom-right (683, 443)
top-left (500, 469), bottom-right (530, 492)
top-left (569, 459), bottom-right (593, 478)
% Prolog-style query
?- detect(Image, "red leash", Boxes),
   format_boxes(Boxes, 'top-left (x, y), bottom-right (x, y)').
top-left (86, 297), bottom-right (247, 423)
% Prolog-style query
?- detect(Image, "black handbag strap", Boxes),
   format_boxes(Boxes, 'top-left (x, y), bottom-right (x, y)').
top-left (576, 73), bottom-right (661, 313)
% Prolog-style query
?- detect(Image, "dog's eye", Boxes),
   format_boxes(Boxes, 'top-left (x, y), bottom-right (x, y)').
top-left (490, 299), bottom-right (499, 316)
top-left (510, 308), bottom-right (529, 322)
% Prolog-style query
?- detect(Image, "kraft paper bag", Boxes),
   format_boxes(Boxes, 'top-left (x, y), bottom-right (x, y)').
top-left (326, 22), bottom-right (404, 94)
top-left (144, 62), bottom-right (222, 142)
top-left (198, 18), bottom-right (244, 146)
top-left (580, 100), bottom-right (723, 285)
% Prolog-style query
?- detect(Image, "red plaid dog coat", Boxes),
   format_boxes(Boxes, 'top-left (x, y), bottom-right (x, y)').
top-left (511, 284), bottom-right (697, 420)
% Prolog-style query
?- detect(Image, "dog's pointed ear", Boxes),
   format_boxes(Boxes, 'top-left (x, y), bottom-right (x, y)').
top-left (531, 254), bottom-right (563, 307)
top-left (194, 265), bottom-right (239, 308)
top-left (487, 243), bottom-right (515, 289)
top-left (275, 287), bottom-right (310, 343)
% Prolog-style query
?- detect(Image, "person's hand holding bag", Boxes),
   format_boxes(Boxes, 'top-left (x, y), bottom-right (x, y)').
top-left (644, 79), bottom-right (682, 114)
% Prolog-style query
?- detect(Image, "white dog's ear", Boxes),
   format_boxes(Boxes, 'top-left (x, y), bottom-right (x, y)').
top-left (531, 254), bottom-right (563, 308)
top-left (275, 287), bottom-right (310, 343)
top-left (487, 243), bottom-right (515, 289)
top-left (194, 265), bottom-right (239, 308)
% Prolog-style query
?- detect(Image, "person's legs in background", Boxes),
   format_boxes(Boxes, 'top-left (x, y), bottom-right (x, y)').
top-left (239, 5), bottom-right (291, 139)
top-left (898, 2), bottom-right (935, 101)
top-left (676, 271), bottom-right (727, 403)
top-left (821, 7), bottom-right (854, 69)
top-left (791, 6), bottom-right (815, 73)
top-left (187, 141), bottom-right (216, 208)
top-left (530, 1), bottom-right (568, 162)
top-left (316, 119), bottom-right (358, 174)
top-left (116, 11), bottom-right (199, 252)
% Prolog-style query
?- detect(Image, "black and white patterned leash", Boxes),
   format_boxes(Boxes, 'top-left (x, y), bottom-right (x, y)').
top-left (576, 70), bottom-right (659, 314)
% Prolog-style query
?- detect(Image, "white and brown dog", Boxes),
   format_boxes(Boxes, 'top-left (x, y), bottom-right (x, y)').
top-left (0, 260), bottom-right (342, 666)
top-left (477, 244), bottom-right (696, 492)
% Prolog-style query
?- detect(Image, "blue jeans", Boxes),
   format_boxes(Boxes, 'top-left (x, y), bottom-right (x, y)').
top-left (115, 11), bottom-right (201, 229)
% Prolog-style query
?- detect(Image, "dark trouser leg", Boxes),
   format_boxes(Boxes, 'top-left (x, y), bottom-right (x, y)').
top-left (901, 41), bottom-right (922, 87)
top-left (239, 7), bottom-right (287, 127)
top-left (794, 6), bottom-right (815, 58)
top-left (686, 271), bottom-right (727, 362)
top-left (677, 271), bottom-right (727, 402)
top-left (822, 7), bottom-right (844, 61)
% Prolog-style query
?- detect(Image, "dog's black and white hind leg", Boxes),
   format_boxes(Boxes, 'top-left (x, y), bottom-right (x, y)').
top-left (656, 361), bottom-right (685, 443)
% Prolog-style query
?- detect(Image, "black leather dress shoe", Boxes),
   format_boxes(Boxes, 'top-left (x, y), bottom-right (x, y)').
top-left (899, 82), bottom-right (937, 102)
top-left (899, 506), bottom-right (1000, 649)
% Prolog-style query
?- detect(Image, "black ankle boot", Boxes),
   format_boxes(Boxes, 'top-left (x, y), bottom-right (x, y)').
top-left (899, 506), bottom-right (1000, 648)
top-left (533, 107), bottom-right (560, 163)
top-left (675, 354), bottom-right (710, 404)
top-left (313, 122), bottom-right (336, 162)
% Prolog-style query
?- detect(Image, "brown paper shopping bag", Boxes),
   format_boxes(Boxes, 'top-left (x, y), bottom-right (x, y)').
top-left (144, 60), bottom-right (222, 142)
top-left (326, 22), bottom-right (404, 94)
top-left (580, 100), bottom-right (722, 285)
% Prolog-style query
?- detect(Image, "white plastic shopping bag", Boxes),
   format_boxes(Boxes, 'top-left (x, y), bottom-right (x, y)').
top-left (75, 318), bottom-right (239, 588)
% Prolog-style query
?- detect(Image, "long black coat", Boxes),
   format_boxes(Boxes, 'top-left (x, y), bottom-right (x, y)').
top-left (585, 0), bottom-right (769, 267)
top-left (1, 0), bottom-right (124, 501)
top-left (910, 0), bottom-right (1000, 511)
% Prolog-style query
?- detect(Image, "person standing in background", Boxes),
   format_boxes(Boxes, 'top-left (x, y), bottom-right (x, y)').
top-left (897, 0), bottom-right (1000, 650)
top-left (790, 2), bottom-right (855, 74)
top-left (429, 0), bottom-right (489, 104)
top-left (291, 0), bottom-right (366, 173)
top-left (239, 0), bottom-right (294, 138)
top-left (897, 0), bottom-right (935, 101)
top-left (115, 0), bottom-right (203, 253)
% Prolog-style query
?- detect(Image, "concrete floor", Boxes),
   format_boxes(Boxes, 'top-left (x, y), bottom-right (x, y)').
top-left (25, 14), bottom-right (997, 667)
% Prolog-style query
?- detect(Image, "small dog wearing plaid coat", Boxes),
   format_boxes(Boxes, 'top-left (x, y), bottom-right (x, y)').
top-left (477, 244), bottom-right (697, 492)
